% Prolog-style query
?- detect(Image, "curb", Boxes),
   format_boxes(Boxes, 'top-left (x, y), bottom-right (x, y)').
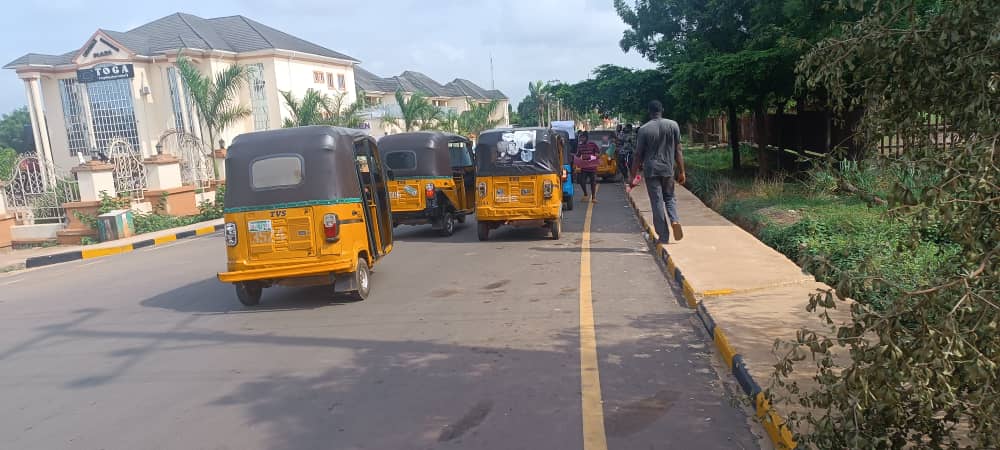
top-left (23, 223), bottom-right (224, 269)
top-left (626, 190), bottom-right (797, 449)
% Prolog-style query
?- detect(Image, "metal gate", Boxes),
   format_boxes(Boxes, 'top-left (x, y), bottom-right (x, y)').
top-left (2, 153), bottom-right (80, 224)
top-left (159, 129), bottom-right (215, 190)
top-left (107, 138), bottom-right (147, 199)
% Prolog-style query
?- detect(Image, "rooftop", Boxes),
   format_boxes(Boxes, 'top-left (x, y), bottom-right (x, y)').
top-left (355, 68), bottom-right (506, 101)
top-left (4, 12), bottom-right (359, 69)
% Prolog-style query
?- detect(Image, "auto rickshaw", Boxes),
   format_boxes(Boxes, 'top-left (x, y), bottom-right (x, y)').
top-left (551, 127), bottom-right (575, 211)
top-left (575, 129), bottom-right (619, 181)
top-left (217, 126), bottom-right (394, 306)
top-left (379, 132), bottom-right (475, 236)
top-left (474, 127), bottom-right (565, 241)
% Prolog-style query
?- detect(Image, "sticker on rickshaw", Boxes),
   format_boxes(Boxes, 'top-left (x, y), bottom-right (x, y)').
top-left (248, 220), bottom-right (273, 233)
top-left (403, 185), bottom-right (418, 196)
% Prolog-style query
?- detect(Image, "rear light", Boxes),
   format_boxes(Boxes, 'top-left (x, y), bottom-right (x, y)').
top-left (323, 213), bottom-right (340, 242)
top-left (478, 182), bottom-right (487, 197)
top-left (224, 222), bottom-right (237, 247)
top-left (543, 180), bottom-right (554, 198)
top-left (425, 183), bottom-right (435, 199)
top-left (561, 169), bottom-right (568, 181)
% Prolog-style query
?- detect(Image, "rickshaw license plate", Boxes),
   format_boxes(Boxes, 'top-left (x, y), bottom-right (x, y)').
top-left (248, 220), bottom-right (273, 233)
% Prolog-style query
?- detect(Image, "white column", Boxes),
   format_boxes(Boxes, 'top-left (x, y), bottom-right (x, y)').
top-left (0, 182), bottom-right (8, 216)
top-left (22, 76), bottom-right (55, 184)
top-left (144, 155), bottom-right (183, 190)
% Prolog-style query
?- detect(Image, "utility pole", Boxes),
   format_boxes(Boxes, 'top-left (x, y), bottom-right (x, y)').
top-left (490, 54), bottom-right (495, 90)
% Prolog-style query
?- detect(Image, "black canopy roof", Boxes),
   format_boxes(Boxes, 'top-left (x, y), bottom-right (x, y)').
top-left (377, 132), bottom-right (470, 177)
top-left (475, 127), bottom-right (561, 176)
top-left (225, 126), bottom-right (372, 209)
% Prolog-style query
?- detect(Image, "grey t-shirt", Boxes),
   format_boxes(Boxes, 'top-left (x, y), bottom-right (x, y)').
top-left (636, 118), bottom-right (681, 178)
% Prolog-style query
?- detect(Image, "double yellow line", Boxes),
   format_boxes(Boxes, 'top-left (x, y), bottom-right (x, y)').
top-left (578, 187), bottom-right (608, 450)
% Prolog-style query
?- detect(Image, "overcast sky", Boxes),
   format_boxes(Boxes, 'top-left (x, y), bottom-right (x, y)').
top-left (0, 0), bottom-right (653, 113)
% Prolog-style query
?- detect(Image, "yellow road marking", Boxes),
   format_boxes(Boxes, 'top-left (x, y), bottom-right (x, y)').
top-left (579, 186), bottom-right (608, 450)
top-left (195, 226), bottom-right (216, 236)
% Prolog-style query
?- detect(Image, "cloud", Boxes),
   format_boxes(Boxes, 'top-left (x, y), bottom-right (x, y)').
top-left (0, 0), bottom-right (653, 112)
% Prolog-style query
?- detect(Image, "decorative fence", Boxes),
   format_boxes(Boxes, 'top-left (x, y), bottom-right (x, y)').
top-left (106, 138), bottom-right (147, 199)
top-left (159, 129), bottom-right (215, 190)
top-left (1, 153), bottom-right (80, 224)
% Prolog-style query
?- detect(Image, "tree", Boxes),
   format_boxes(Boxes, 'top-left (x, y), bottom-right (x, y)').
top-left (176, 55), bottom-right (250, 153)
top-left (772, 1), bottom-right (1000, 447)
top-left (0, 147), bottom-right (16, 179)
top-left (282, 89), bottom-right (366, 129)
top-left (615, 0), bottom-right (846, 171)
top-left (386, 90), bottom-right (441, 132)
top-left (516, 95), bottom-right (539, 127)
top-left (527, 81), bottom-right (549, 126)
top-left (281, 89), bottom-right (332, 128)
top-left (0, 107), bottom-right (32, 153)
top-left (457, 99), bottom-right (501, 137)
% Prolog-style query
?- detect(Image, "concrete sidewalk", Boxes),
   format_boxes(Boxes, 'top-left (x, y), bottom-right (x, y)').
top-left (628, 183), bottom-right (852, 449)
top-left (0, 218), bottom-right (223, 272)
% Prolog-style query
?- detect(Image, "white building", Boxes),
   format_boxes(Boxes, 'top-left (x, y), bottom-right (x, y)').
top-left (354, 67), bottom-right (509, 137)
top-left (3, 12), bottom-right (365, 172)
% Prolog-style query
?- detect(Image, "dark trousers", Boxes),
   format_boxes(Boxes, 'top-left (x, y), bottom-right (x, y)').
top-left (579, 171), bottom-right (597, 196)
top-left (645, 176), bottom-right (680, 243)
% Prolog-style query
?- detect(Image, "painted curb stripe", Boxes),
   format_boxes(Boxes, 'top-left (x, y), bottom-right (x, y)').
top-left (626, 189), bottom-right (797, 449)
top-left (131, 239), bottom-right (155, 249)
top-left (732, 354), bottom-right (762, 398)
top-left (25, 251), bottom-right (83, 268)
top-left (755, 393), bottom-right (797, 449)
top-left (81, 245), bottom-right (131, 259)
top-left (18, 222), bottom-right (223, 270)
top-left (696, 302), bottom-right (716, 336)
top-left (714, 329), bottom-right (737, 370)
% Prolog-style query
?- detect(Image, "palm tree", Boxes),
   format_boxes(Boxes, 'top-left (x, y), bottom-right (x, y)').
top-left (528, 81), bottom-right (549, 127)
top-left (458, 99), bottom-right (501, 137)
top-left (440, 109), bottom-right (462, 133)
top-left (175, 55), bottom-right (250, 156)
top-left (281, 89), bottom-right (366, 129)
top-left (280, 89), bottom-right (332, 127)
top-left (325, 92), bottom-right (367, 128)
top-left (385, 90), bottom-right (440, 131)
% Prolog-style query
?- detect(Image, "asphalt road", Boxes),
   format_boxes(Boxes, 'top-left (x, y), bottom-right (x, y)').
top-left (0, 184), bottom-right (760, 450)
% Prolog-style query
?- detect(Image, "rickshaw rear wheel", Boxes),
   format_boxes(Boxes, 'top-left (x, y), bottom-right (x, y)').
top-left (235, 282), bottom-right (263, 306)
top-left (439, 213), bottom-right (456, 237)
top-left (346, 257), bottom-right (370, 301)
top-left (477, 222), bottom-right (490, 241)
top-left (550, 219), bottom-right (562, 240)
top-left (564, 195), bottom-right (574, 211)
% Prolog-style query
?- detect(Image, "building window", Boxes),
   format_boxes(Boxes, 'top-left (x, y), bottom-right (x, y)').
top-left (364, 96), bottom-right (382, 106)
top-left (85, 76), bottom-right (142, 155)
top-left (337, 74), bottom-right (346, 91)
top-left (247, 63), bottom-right (269, 131)
top-left (58, 79), bottom-right (91, 156)
top-left (313, 71), bottom-right (324, 84)
top-left (166, 67), bottom-right (186, 132)
top-left (326, 73), bottom-right (335, 89)
top-left (432, 99), bottom-right (447, 107)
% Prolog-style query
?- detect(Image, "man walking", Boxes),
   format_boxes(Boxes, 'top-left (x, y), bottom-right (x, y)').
top-left (630, 101), bottom-right (685, 243)
top-left (575, 131), bottom-right (601, 203)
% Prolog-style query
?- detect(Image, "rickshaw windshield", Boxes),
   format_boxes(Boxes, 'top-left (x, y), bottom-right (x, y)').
top-left (224, 126), bottom-right (367, 211)
top-left (589, 130), bottom-right (616, 153)
top-left (378, 132), bottom-right (468, 177)
top-left (475, 128), bottom-right (560, 176)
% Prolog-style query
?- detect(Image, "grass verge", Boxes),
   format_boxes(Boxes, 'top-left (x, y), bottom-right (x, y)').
top-left (683, 145), bottom-right (960, 310)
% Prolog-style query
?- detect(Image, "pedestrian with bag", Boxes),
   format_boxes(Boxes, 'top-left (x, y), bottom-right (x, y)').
top-left (574, 131), bottom-right (601, 203)
top-left (629, 101), bottom-right (685, 242)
